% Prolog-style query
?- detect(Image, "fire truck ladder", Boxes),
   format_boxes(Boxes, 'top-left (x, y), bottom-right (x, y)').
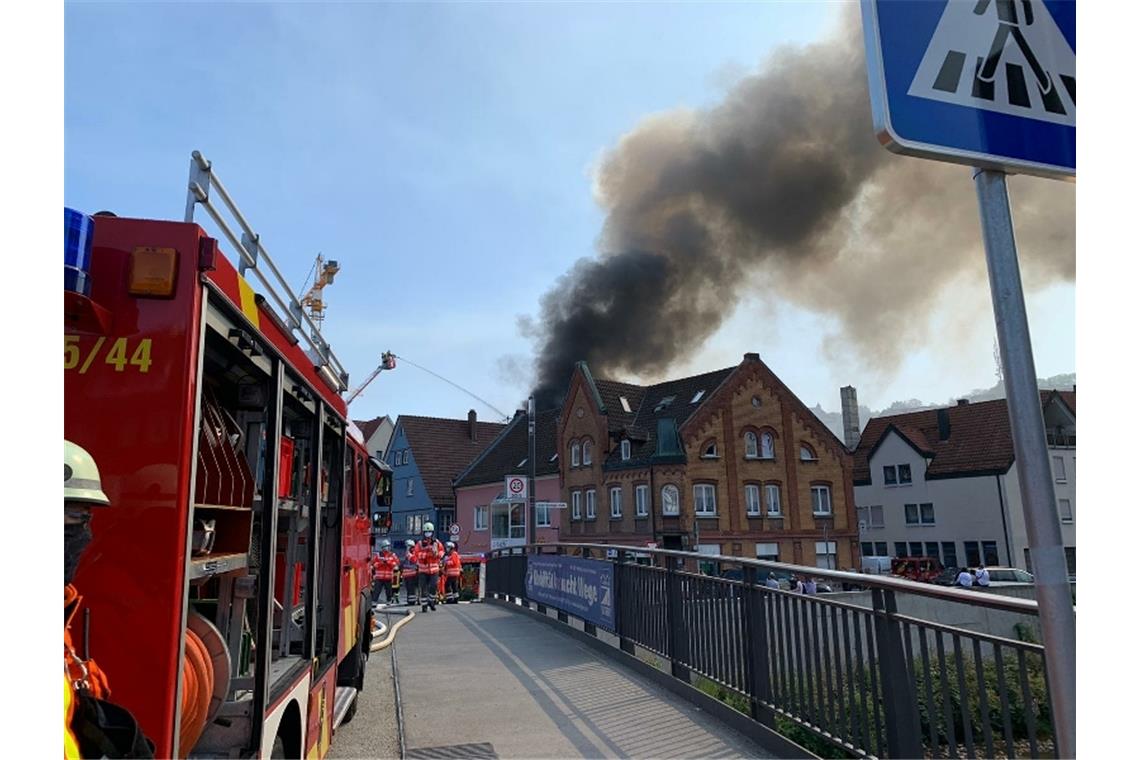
top-left (183, 150), bottom-right (350, 393)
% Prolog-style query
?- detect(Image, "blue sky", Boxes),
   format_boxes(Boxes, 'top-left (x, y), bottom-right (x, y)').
top-left (65, 1), bottom-right (1074, 425)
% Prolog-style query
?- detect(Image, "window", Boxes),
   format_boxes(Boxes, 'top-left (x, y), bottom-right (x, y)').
top-left (883, 465), bottom-right (897, 486)
top-left (621, 439), bottom-right (631, 461)
top-left (571, 491), bottom-right (581, 520)
top-left (406, 478), bottom-right (415, 497)
top-left (549, 452), bottom-right (558, 462)
top-left (537, 502), bottom-right (551, 527)
top-left (694, 484), bottom-right (717, 515)
top-left (635, 485), bottom-right (649, 517)
top-left (406, 515), bottom-right (414, 534)
top-left (800, 444), bottom-right (817, 461)
top-left (811, 485), bottom-right (832, 516)
top-left (661, 484), bottom-right (680, 516)
top-left (875, 541), bottom-right (888, 556)
top-left (964, 541), bottom-right (981, 567)
top-left (1059, 498), bottom-right (1073, 523)
top-left (702, 440), bottom-right (718, 458)
top-left (756, 542), bottom-right (779, 562)
top-left (744, 485), bottom-right (761, 516)
top-left (403, 451), bottom-right (410, 465)
top-left (1064, 547), bottom-right (1076, 577)
top-left (858, 505), bottom-right (884, 529)
top-left (942, 542), bottom-right (958, 568)
top-left (982, 541), bottom-right (999, 566)
top-left (898, 464), bottom-right (912, 484)
top-left (815, 541), bottom-right (837, 570)
top-left (475, 505), bottom-right (488, 531)
top-left (862, 541), bottom-right (889, 557)
top-left (765, 484), bottom-right (781, 516)
top-left (895, 542), bottom-right (909, 558)
top-left (904, 503), bottom-right (935, 525)
top-left (744, 431), bottom-right (758, 458)
top-left (1053, 456), bottom-right (1067, 483)
top-left (582, 440), bottom-right (592, 465)
top-left (610, 487), bottom-right (622, 518)
top-left (620, 396), bottom-right (632, 413)
top-left (696, 544), bottom-right (720, 575)
top-left (760, 432), bottom-right (775, 459)
top-left (690, 389), bottom-right (705, 404)
top-left (571, 441), bottom-right (580, 467)
top-left (517, 458), bottom-right (527, 468)
top-left (909, 541), bottom-right (924, 557)
top-left (925, 542), bottom-right (940, 561)
top-left (586, 489), bottom-right (596, 519)
top-left (1024, 548), bottom-right (1032, 574)
top-left (654, 395), bottom-right (676, 412)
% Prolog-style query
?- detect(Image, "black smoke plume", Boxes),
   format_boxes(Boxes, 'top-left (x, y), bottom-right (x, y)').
top-left (524, 6), bottom-right (1074, 407)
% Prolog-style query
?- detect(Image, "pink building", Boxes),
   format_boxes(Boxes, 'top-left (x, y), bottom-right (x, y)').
top-left (453, 408), bottom-right (563, 554)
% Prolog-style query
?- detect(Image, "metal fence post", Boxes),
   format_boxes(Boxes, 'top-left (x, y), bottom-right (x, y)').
top-left (872, 588), bottom-right (923, 758)
top-left (555, 545), bottom-right (568, 624)
top-left (617, 550), bottom-right (634, 655)
top-left (743, 567), bottom-right (774, 727)
top-left (665, 560), bottom-right (690, 681)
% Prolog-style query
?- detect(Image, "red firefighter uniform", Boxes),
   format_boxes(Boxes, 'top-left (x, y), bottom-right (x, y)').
top-left (401, 545), bottom-right (419, 604)
top-left (416, 539), bottom-right (445, 573)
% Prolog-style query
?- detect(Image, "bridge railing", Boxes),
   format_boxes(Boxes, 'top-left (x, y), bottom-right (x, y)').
top-left (486, 543), bottom-right (1059, 760)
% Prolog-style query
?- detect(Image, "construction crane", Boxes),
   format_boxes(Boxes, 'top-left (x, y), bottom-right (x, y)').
top-left (346, 351), bottom-right (397, 405)
top-left (301, 254), bottom-right (340, 329)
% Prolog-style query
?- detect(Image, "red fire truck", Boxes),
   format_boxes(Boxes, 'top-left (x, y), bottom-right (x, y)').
top-left (64, 151), bottom-right (392, 758)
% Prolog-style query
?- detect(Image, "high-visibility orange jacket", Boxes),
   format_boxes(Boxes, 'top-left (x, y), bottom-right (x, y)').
top-left (400, 552), bottom-right (418, 579)
top-left (416, 539), bottom-right (444, 573)
top-left (65, 584), bottom-right (110, 759)
top-left (444, 552), bottom-right (462, 577)
top-left (372, 551), bottom-right (398, 581)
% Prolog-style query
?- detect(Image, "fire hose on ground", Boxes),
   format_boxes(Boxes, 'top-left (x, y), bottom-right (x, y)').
top-left (370, 606), bottom-right (415, 652)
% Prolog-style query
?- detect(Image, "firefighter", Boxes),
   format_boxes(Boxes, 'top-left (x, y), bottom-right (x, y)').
top-left (416, 522), bottom-right (445, 612)
top-left (371, 540), bottom-right (399, 605)
top-left (443, 542), bottom-right (462, 603)
top-left (401, 540), bottom-right (419, 606)
top-left (65, 440), bottom-right (154, 759)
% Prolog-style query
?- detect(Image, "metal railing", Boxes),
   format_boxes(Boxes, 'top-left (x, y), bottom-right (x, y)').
top-left (487, 543), bottom-right (1060, 759)
top-left (183, 150), bottom-right (349, 392)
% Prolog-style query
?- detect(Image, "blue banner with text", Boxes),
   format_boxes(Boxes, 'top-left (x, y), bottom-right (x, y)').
top-left (525, 554), bottom-right (614, 630)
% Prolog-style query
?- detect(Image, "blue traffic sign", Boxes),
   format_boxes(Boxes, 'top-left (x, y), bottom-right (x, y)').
top-left (861, 0), bottom-right (1075, 179)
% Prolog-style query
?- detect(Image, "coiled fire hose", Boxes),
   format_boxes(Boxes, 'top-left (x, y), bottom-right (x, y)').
top-left (179, 627), bottom-right (214, 756)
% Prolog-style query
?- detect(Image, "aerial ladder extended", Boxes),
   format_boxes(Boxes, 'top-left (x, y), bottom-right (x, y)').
top-left (346, 351), bottom-right (397, 405)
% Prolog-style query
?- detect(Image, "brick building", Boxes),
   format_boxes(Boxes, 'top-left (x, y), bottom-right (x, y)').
top-left (558, 353), bottom-right (859, 569)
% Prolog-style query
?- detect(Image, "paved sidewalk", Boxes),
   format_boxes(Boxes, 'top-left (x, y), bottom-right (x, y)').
top-left (393, 602), bottom-right (774, 759)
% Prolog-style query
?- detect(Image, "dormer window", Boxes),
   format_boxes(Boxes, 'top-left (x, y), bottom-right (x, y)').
top-left (549, 452), bottom-right (559, 462)
top-left (582, 440), bottom-right (593, 465)
top-left (744, 431), bottom-right (758, 458)
top-left (517, 458), bottom-right (528, 468)
top-left (654, 395), bottom-right (676, 412)
top-left (800, 444), bottom-right (817, 461)
top-left (621, 439), bottom-right (631, 461)
top-left (571, 441), bottom-right (580, 467)
top-left (702, 440), bottom-right (718, 458)
top-left (690, 390), bottom-right (705, 404)
top-left (620, 396), bottom-right (632, 413)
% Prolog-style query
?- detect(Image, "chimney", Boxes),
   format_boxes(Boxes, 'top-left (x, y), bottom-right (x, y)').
top-left (840, 386), bottom-right (860, 451)
top-left (743, 352), bottom-right (760, 362)
top-left (956, 398), bottom-right (969, 406)
top-left (937, 408), bottom-right (951, 441)
top-left (467, 409), bottom-right (477, 441)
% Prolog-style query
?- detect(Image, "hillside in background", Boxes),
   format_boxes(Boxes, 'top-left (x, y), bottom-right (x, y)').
top-left (812, 373), bottom-right (1076, 444)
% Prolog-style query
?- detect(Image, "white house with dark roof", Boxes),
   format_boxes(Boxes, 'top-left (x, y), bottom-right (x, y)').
top-left (853, 391), bottom-right (1076, 575)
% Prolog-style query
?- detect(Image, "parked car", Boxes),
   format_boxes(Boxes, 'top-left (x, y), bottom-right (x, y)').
top-left (932, 566), bottom-right (963, 586)
top-left (982, 567), bottom-right (1035, 586)
top-left (890, 556), bottom-right (944, 583)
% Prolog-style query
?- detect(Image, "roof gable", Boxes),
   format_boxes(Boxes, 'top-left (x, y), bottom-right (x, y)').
top-left (454, 408), bottom-right (562, 488)
top-left (398, 415), bottom-right (507, 506)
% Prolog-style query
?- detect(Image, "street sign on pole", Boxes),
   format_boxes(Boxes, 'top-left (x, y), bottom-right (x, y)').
top-left (861, 0), bottom-right (1075, 179)
top-left (861, 2), bottom-right (1076, 755)
top-left (505, 475), bottom-right (527, 501)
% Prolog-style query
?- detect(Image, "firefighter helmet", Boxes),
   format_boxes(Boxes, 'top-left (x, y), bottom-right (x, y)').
top-left (446, 541), bottom-right (455, 550)
top-left (64, 441), bottom-right (110, 507)
top-left (379, 539), bottom-right (391, 550)
top-left (406, 539), bottom-right (415, 549)
top-left (423, 521), bottom-right (435, 538)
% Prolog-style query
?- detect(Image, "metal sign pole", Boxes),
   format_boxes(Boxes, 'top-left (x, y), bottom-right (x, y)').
top-left (974, 168), bottom-right (1075, 758)
top-left (527, 396), bottom-right (536, 546)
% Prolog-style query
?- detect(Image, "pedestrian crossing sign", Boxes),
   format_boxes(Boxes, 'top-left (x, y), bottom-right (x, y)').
top-left (861, 0), bottom-right (1075, 179)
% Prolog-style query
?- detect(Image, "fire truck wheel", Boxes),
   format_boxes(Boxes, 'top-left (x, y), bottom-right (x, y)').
top-left (270, 735), bottom-right (286, 759)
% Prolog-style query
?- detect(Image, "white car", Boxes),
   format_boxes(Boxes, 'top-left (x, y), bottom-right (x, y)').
top-left (981, 567), bottom-right (1035, 586)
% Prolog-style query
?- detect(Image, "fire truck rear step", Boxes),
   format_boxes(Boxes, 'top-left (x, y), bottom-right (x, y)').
top-left (332, 686), bottom-right (358, 730)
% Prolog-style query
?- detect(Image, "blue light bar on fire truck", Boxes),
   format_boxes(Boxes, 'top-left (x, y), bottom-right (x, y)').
top-left (65, 208), bottom-right (95, 297)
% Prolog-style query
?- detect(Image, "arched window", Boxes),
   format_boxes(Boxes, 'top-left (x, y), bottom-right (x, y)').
top-left (661, 484), bottom-right (680, 516)
top-left (744, 431), bottom-right (758, 458)
top-left (800, 443), bottom-right (817, 461)
top-left (582, 439), bottom-right (593, 465)
top-left (571, 441), bottom-right (580, 467)
top-left (761, 432), bottom-right (775, 459)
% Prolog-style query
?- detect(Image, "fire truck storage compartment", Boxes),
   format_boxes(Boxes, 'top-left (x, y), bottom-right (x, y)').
top-left (273, 384), bottom-right (315, 664)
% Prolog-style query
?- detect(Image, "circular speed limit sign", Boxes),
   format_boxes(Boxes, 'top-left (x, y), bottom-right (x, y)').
top-left (508, 477), bottom-right (525, 495)
top-left (449, 523), bottom-right (461, 537)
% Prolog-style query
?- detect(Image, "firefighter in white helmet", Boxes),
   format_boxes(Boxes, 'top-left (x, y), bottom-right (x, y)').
top-left (64, 440), bottom-right (154, 758)
top-left (415, 522), bottom-right (445, 612)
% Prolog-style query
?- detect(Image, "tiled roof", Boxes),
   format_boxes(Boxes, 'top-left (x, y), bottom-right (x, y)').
top-left (353, 416), bottom-right (386, 443)
top-left (598, 366), bottom-right (736, 469)
top-left (594, 379), bottom-right (645, 431)
top-left (454, 408), bottom-right (561, 488)
top-left (398, 415), bottom-right (507, 506)
top-left (853, 391), bottom-right (1076, 484)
